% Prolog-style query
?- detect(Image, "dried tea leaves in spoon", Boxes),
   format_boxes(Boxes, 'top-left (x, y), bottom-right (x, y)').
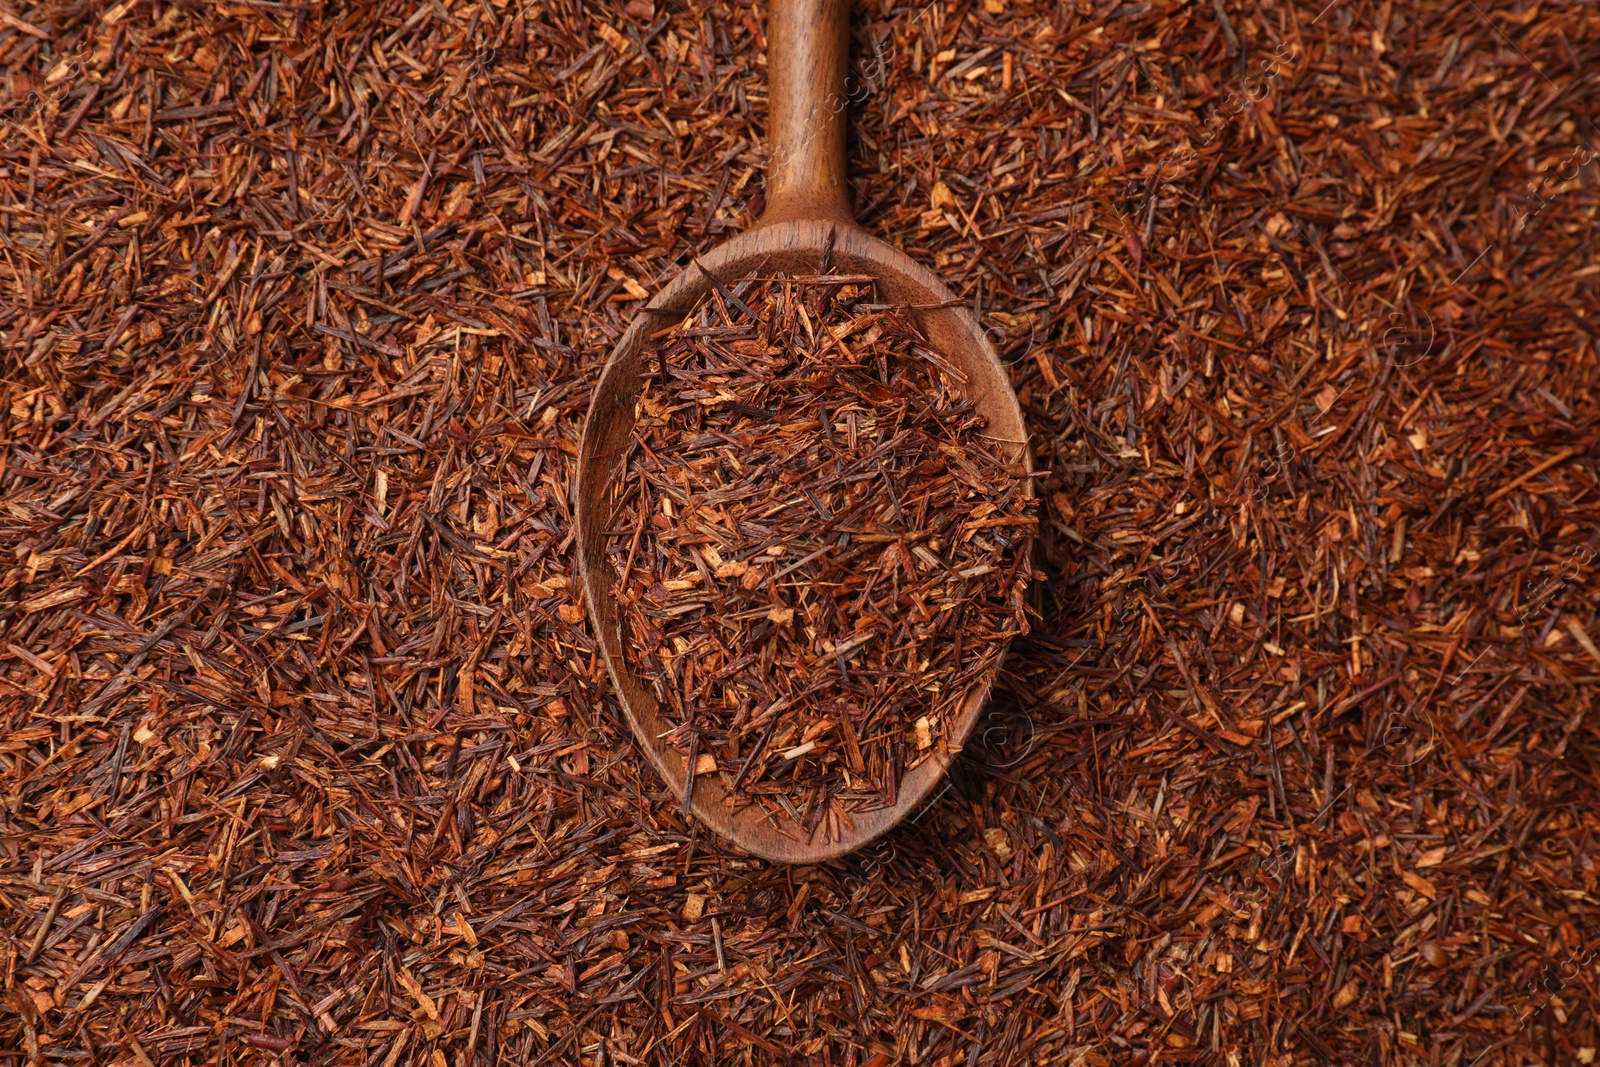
top-left (608, 272), bottom-right (1035, 832)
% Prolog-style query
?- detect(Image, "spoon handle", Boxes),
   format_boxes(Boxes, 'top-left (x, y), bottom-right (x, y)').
top-left (762, 0), bottom-right (853, 226)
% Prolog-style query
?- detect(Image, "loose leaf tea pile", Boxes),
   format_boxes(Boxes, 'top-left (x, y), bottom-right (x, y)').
top-left (611, 275), bottom-right (1034, 827)
top-left (5, 0), bottom-right (1600, 1063)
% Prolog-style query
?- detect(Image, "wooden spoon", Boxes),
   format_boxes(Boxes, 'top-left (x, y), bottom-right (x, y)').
top-left (575, 0), bottom-right (1033, 862)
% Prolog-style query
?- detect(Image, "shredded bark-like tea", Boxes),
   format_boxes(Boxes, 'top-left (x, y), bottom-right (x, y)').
top-left (5, 0), bottom-right (1596, 1058)
top-left (610, 274), bottom-right (1034, 825)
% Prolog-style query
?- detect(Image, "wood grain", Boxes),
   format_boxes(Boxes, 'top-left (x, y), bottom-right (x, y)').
top-left (762, 0), bottom-right (853, 225)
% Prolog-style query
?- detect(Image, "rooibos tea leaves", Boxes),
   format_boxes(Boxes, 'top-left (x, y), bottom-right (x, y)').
top-left (609, 272), bottom-right (1036, 833)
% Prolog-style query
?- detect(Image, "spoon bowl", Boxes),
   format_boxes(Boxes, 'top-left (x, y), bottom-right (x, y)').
top-left (574, 1), bottom-right (1032, 862)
